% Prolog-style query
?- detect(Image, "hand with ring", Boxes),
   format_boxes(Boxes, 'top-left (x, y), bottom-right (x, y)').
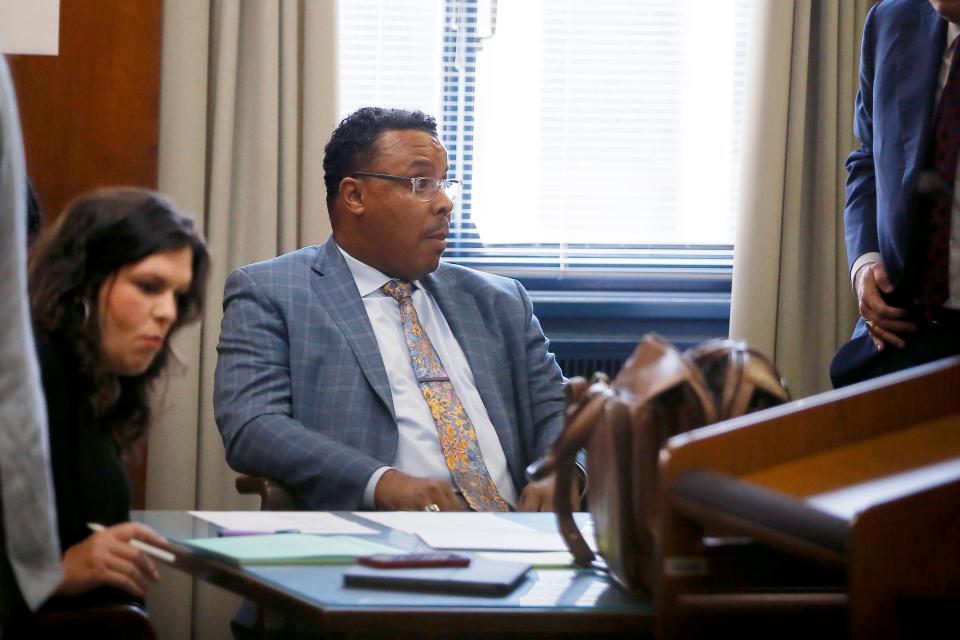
top-left (854, 261), bottom-right (915, 350)
top-left (373, 470), bottom-right (465, 511)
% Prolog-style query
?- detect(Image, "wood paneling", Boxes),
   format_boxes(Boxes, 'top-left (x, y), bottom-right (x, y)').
top-left (9, 0), bottom-right (164, 509)
top-left (8, 0), bottom-right (162, 223)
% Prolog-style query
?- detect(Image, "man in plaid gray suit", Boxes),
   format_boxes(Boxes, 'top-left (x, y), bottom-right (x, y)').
top-left (215, 107), bottom-right (575, 511)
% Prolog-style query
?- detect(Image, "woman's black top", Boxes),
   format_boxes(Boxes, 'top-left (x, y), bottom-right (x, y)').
top-left (36, 331), bottom-right (130, 551)
top-left (32, 332), bottom-right (132, 612)
top-left (5, 333), bottom-right (136, 635)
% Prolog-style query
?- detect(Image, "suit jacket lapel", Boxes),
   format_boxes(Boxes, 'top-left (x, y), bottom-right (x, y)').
top-left (310, 239), bottom-right (395, 420)
top-left (422, 269), bottom-right (511, 439)
top-left (896, 3), bottom-right (946, 183)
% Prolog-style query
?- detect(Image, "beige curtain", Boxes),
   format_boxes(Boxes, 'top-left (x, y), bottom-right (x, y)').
top-left (730, 0), bottom-right (877, 398)
top-left (146, 1), bottom-right (338, 637)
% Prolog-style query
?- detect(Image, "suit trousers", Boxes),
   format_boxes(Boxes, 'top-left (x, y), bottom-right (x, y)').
top-left (830, 322), bottom-right (960, 387)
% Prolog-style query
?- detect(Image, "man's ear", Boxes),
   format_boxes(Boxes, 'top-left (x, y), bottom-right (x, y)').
top-left (339, 177), bottom-right (365, 215)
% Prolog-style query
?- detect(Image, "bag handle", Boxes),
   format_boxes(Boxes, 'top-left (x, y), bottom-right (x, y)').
top-left (721, 344), bottom-right (747, 418)
top-left (530, 335), bottom-right (717, 567)
top-left (527, 378), bottom-right (611, 566)
top-left (719, 344), bottom-right (790, 418)
top-left (685, 339), bottom-right (789, 420)
top-left (528, 377), bottom-right (612, 479)
top-left (620, 335), bottom-right (717, 428)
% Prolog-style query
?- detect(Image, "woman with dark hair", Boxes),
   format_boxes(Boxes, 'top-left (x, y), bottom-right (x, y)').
top-left (24, 187), bottom-right (209, 611)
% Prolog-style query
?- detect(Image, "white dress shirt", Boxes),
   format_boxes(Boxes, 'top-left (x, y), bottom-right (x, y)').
top-left (0, 58), bottom-right (62, 618)
top-left (337, 247), bottom-right (519, 509)
top-left (851, 23), bottom-right (960, 310)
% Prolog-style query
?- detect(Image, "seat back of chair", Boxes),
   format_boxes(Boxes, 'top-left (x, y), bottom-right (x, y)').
top-left (235, 475), bottom-right (297, 511)
top-left (27, 603), bottom-right (156, 640)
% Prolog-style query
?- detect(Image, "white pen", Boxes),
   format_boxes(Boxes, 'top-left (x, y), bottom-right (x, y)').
top-left (87, 522), bottom-right (176, 564)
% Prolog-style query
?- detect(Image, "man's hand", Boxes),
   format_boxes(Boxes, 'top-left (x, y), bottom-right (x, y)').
top-left (517, 472), bottom-right (582, 512)
top-left (854, 261), bottom-right (916, 350)
top-left (374, 469), bottom-right (466, 511)
top-left (55, 522), bottom-right (166, 598)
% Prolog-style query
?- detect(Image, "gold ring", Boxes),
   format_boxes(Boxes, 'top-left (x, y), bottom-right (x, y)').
top-left (424, 503), bottom-right (440, 512)
top-left (865, 319), bottom-right (875, 330)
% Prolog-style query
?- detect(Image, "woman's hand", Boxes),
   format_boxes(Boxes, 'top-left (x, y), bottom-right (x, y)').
top-left (55, 522), bottom-right (167, 598)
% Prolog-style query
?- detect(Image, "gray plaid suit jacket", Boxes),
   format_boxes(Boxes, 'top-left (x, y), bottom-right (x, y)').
top-left (214, 237), bottom-right (565, 509)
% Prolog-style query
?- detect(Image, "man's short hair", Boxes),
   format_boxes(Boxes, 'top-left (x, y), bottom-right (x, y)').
top-left (323, 107), bottom-right (438, 209)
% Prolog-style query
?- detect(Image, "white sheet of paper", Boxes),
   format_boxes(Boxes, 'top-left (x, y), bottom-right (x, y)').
top-left (0, 0), bottom-right (59, 55)
top-left (188, 511), bottom-right (376, 535)
top-left (418, 529), bottom-right (597, 552)
top-left (353, 512), bottom-right (597, 552)
top-left (476, 551), bottom-right (575, 567)
top-left (354, 512), bottom-right (537, 535)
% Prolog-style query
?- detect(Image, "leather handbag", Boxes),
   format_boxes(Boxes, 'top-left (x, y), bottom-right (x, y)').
top-left (528, 334), bottom-right (789, 596)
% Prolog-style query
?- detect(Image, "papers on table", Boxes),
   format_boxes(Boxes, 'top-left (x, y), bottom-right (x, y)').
top-left (183, 533), bottom-right (402, 565)
top-left (356, 512), bottom-right (534, 535)
top-left (476, 551), bottom-right (576, 568)
top-left (189, 511), bottom-right (376, 535)
top-left (353, 512), bottom-right (597, 552)
top-left (418, 529), bottom-right (596, 552)
top-left (187, 511), bottom-right (596, 553)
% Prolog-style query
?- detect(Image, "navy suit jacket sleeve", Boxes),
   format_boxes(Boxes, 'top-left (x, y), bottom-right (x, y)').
top-left (845, 3), bottom-right (881, 272)
top-left (214, 267), bottom-right (385, 509)
top-left (842, 0), bottom-right (945, 293)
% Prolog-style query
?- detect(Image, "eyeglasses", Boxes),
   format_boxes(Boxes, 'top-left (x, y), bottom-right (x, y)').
top-left (352, 172), bottom-right (463, 203)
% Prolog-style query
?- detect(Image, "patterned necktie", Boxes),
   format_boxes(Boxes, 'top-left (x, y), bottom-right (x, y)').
top-left (382, 279), bottom-right (509, 512)
top-left (919, 36), bottom-right (960, 311)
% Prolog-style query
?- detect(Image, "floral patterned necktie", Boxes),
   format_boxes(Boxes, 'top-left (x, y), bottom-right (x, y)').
top-left (382, 279), bottom-right (509, 512)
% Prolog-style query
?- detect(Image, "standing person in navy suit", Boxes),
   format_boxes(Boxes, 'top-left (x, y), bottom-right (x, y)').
top-left (831, 0), bottom-right (960, 386)
top-left (215, 107), bottom-right (580, 512)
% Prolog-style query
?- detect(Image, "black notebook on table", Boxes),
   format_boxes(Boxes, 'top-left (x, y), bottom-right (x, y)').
top-left (343, 558), bottom-right (531, 596)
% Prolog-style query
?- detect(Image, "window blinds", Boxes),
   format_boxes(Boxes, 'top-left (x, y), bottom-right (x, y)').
top-left (338, 0), bottom-right (751, 273)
